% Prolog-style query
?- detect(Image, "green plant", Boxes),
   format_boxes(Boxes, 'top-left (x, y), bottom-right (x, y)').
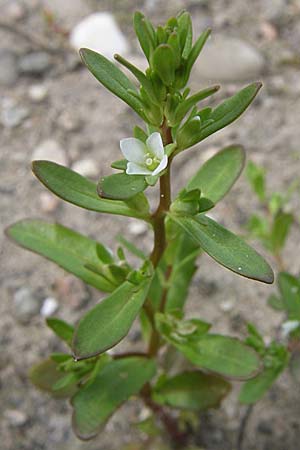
top-left (237, 162), bottom-right (300, 408)
top-left (7, 11), bottom-right (276, 447)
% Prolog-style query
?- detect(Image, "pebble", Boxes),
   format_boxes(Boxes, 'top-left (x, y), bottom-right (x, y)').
top-left (219, 299), bottom-right (235, 312)
top-left (260, 21), bottom-right (278, 41)
top-left (128, 221), bottom-right (148, 236)
top-left (58, 111), bottom-right (81, 132)
top-left (13, 287), bottom-right (40, 324)
top-left (0, 50), bottom-right (19, 86)
top-left (54, 275), bottom-right (89, 309)
top-left (195, 36), bottom-right (265, 82)
top-left (71, 159), bottom-right (98, 178)
top-left (18, 52), bottom-right (52, 76)
top-left (39, 192), bottom-right (59, 213)
top-left (4, 409), bottom-right (28, 427)
top-left (40, 297), bottom-right (59, 317)
top-left (28, 84), bottom-right (48, 102)
top-left (1, 98), bottom-right (29, 128)
top-left (32, 139), bottom-right (68, 165)
top-left (70, 12), bottom-right (129, 59)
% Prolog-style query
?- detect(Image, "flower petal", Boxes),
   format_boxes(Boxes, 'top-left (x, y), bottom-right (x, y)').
top-left (146, 132), bottom-right (164, 159)
top-left (126, 162), bottom-right (152, 176)
top-left (120, 138), bottom-right (146, 163)
top-left (152, 154), bottom-right (168, 176)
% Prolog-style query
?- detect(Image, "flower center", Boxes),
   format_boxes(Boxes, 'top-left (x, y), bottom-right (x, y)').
top-left (144, 152), bottom-right (159, 171)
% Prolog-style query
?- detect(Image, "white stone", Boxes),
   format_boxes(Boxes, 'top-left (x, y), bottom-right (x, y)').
top-left (28, 84), bottom-right (48, 102)
top-left (13, 287), bottom-right (40, 324)
top-left (40, 297), bottom-right (58, 317)
top-left (70, 12), bottom-right (129, 59)
top-left (128, 221), bottom-right (148, 236)
top-left (4, 409), bottom-right (27, 427)
top-left (219, 300), bottom-right (235, 312)
top-left (71, 159), bottom-right (98, 178)
top-left (195, 36), bottom-right (265, 82)
top-left (32, 139), bottom-right (67, 165)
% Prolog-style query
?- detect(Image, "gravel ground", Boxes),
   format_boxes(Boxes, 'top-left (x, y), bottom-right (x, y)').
top-left (1, 1), bottom-right (300, 449)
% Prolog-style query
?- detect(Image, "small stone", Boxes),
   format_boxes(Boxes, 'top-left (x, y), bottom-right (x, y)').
top-left (195, 36), bottom-right (265, 82)
top-left (4, 409), bottom-right (28, 427)
top-left (32, 139), bottom-right (67, 165)
top-left (128, 221), bottom-right (148, 236)
top-left (1, 98), bottom-right (29, 128)
top-left (263, 0), bottom-right (285, 23)
top-left (13, 287), bottom-right (40, 324)
top-left (39, 192), bottom-right (59, 213)
top-left (19, 52), bottom-right (52, 76)
top-left (70, 12), bottom-right (129, 59)
top-left (219, 299), bottom-right (235, 312)
top-left (4, 1), bottom-right (25, 21)
top-left (40, 297), bottom-right (58, 317)
top-left (0, 50), bottom-right (18, 86)
top-left (28, 84), bottom-right (48, 102)
top-left (58, 111), bottom-right (81, 131)
top-left (71, 159), bottom-right (98, 177)
top-left (260, 21), bottom-right (278, 41)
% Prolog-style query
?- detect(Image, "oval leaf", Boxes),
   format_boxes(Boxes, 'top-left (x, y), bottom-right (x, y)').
top-left (72, 357), bottom-right (156, 439)
top-left (98, 173), bottom-right (147, 200)
top-left (6, 220), bottom-right (116, 292)
top-left (170, 334), bottom-right (260, 379)
top-left (29, 359), bottom-right (77, 398)
top-left (80, 48), bottom-right (147, 121)
top-left (186, 145), bottom-right (245, 204)
top-left (73, 279), bottom-right (152, 360)
top-left (46, 318), bottom-right (74, 347)
top-left (153, 371), bottom-right (231, 410)
top-left (170, 213), bottom-right (274, 284)
top-left (32, 161), bottom-right (150, 220)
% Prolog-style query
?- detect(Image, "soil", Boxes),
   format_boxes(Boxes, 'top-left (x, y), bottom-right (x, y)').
top-left (1, 1), bottom-right (300, 450)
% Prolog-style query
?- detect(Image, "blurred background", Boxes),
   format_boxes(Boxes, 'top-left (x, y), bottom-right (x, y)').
top-left (1, 0), bottom-right (300, 449)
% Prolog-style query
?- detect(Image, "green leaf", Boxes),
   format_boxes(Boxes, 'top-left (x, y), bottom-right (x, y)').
top-left (177, 11), bottom-right (193, 59)
top-left (98, 173), bottom-right (147, 200)
top-left (165, 232), bottom-right (200, 311)
top-left (72, 357), bottom-right (156, 439)
top-left (186, 145), bottom-right (245, 204)
top-left (114, 54), bottom-right (159, 105)
top-left (184, 28), bottom-right (211, 83)
top-left (270, 212), bottom-right (293, 253)
top-left (174, 85), bottom-right (220, 124)
top-left (239, 343), bottom-right (289, 404)
top-left (111, 159), bottom-right (127, 171)
top-left (152, 44), bottom-right (176, 86)
top-left (278, 272), bottom-right (300, 320)
top-left (29, 359), bottom-right (78, 398)
top-left (80, 48), bottom-right (147, 121)
top-left (133, 125), bottom-right (148, 143)
top-left (246, 161), bottom-right (266, 202)
top-left (6, 220), bottom-right (117, 292)
top-left (46, 318), bottom-right (74, 347)
top-left (134, 12), bottom-right (154, 61)
top-left (73, 278), bottom-right (152, 360)
top-left (169, 213), bottom-right (274, 284)
top-left (177, 83), bottom-right (262, 150)
top-left (169, 334), bottom-right (260, 379)
top-left (32, 161), bottom-right (150, 220)
top-left (153, 371), bottom-right (231, 410)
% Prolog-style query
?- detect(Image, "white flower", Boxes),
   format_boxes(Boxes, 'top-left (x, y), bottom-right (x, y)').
top-left (120, 132), bottom-right (168, 176)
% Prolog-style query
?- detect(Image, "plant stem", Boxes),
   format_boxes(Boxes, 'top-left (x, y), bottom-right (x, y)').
top-left (147, 120), bottom-right (173, 356)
